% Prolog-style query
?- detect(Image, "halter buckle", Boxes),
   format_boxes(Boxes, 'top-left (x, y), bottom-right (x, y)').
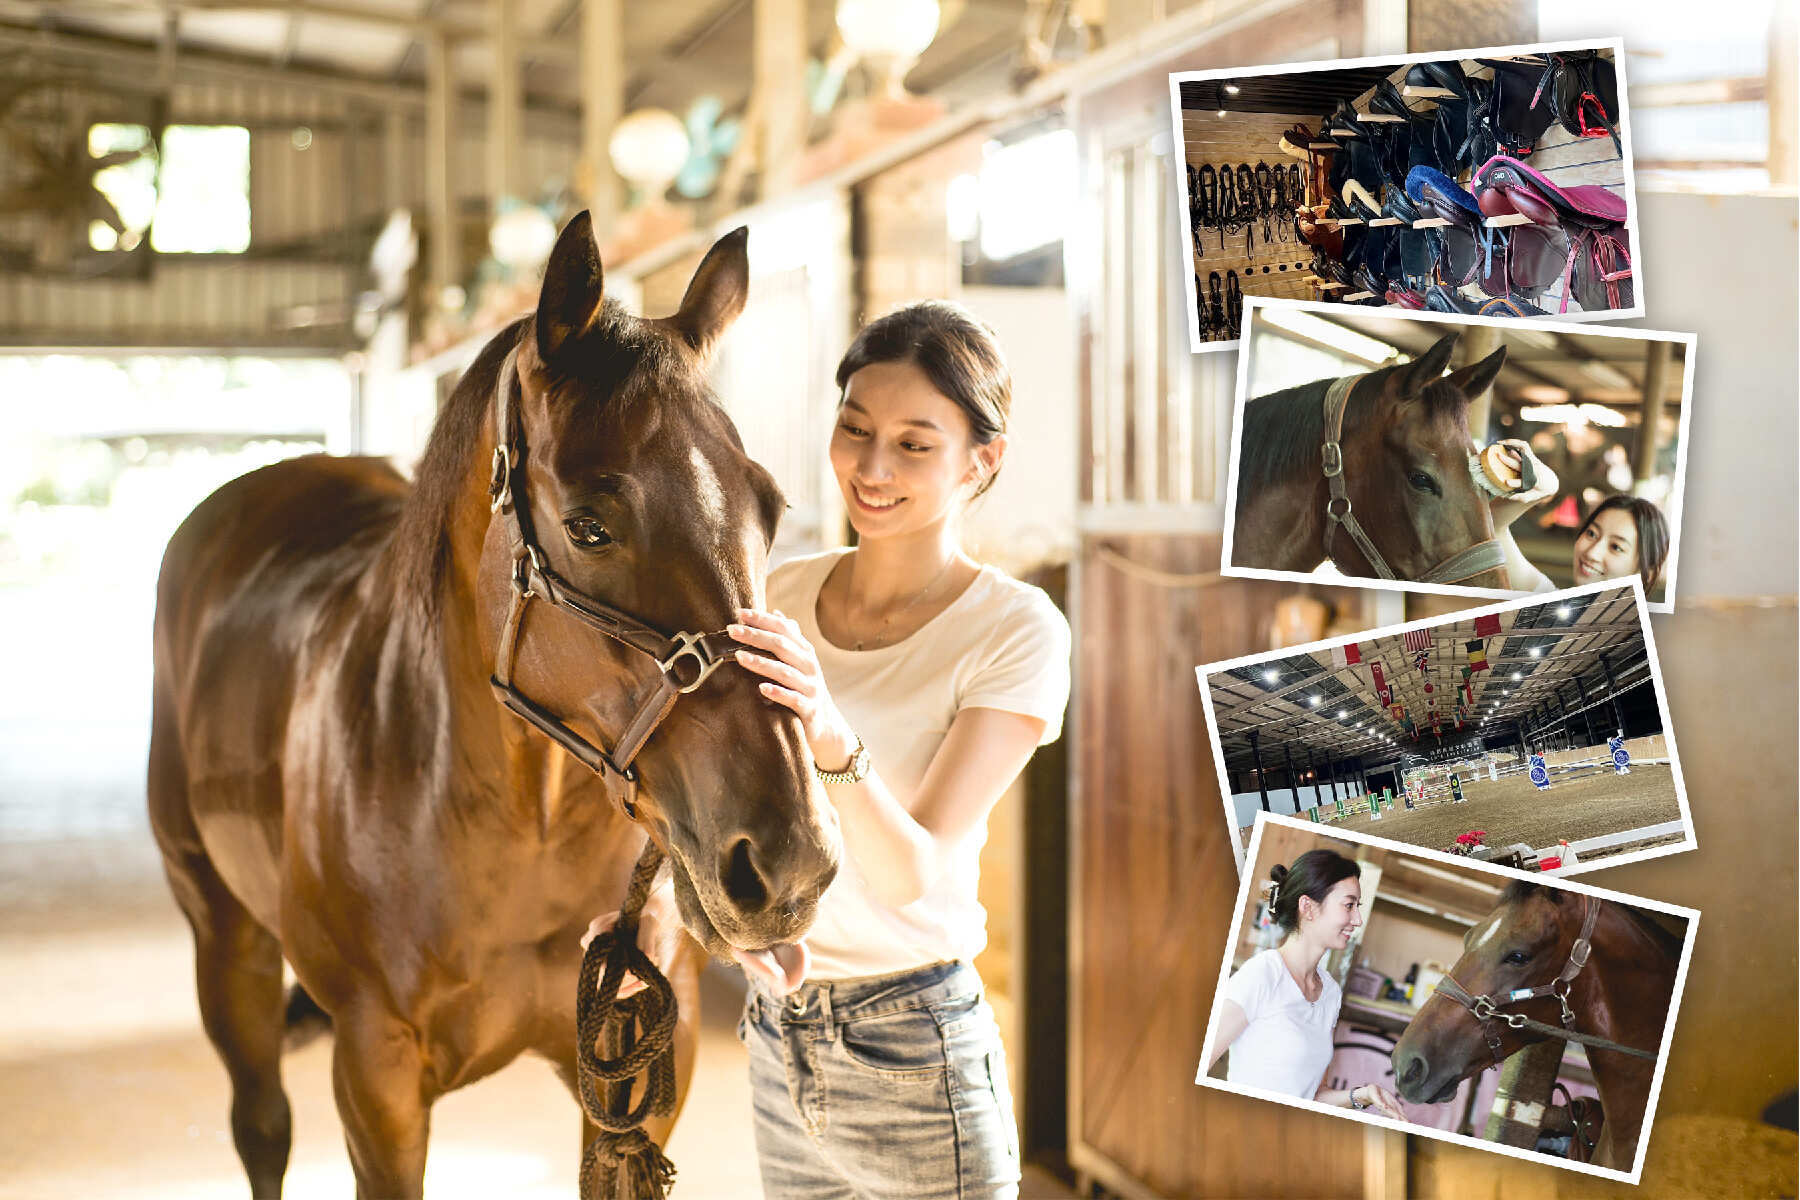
top-left (489, 445), bottom-right (513, 513)
top-left (1567, 939), bottom-right (1591, 970)
top-left (1321, 441), bottom-right (1344, 478)
top-left (659, 631), bottom-right (727, 694)
top-left (511, 544), bottom-right (544, 598)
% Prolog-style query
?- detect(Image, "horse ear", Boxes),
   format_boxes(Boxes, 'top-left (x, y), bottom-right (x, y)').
top-left (672, 226), bottom-right (750, 356)
top-left (536, 211), bottom-right (604, 365)
top-left (1444, 345), bottom-right (1508, 403)
top-left (1400, 332), bottom-right (1462, 395)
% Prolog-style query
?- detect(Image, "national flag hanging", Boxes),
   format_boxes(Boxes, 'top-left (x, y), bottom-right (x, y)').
top-left (1403, 629), bottom-right (1432, 654)
top-left (1464, 680), bottom-right (1475, 706)
top-left (1466, 639), bottom-right (1490, 672)
top-left (1371, 661), bottom-right (1391, 706)
top-left (1343, 642), bottom-right (1362, 665)
top-left (1413, 649), bottom-right (1431, 676)
top-left (1473, 613), bottom-right (1503, 639)
top-left (1389, 702), bottom-right (1405, 722)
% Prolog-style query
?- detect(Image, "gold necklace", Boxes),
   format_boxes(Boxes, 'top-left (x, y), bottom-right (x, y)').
top-left (848, 556), bottom-right (961, 651)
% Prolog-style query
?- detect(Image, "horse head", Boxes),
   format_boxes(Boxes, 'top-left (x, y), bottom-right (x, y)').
top-left (1343, 332), bottom-right (1510, 588)
top-left (479, 212), bottom-right (839, 957)
top-left (1391, 882), bottom-right (1587, 1103)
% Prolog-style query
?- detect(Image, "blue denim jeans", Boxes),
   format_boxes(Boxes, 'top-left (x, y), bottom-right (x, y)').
top-left (737, 960), bottom-right (1021, 1200)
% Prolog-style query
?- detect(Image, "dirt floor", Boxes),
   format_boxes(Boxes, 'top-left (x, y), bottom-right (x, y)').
top-left (1307, 763), bottom-right (1685, 859)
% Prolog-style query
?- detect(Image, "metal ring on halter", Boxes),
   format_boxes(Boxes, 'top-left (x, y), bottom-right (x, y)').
top-left (1327, 495), bottom-right (1353, 520)
top-left (659, 632), bottom-right (729, 694)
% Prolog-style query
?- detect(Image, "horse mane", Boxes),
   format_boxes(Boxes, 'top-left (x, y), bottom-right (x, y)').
top-left (1499, 880), bottom-right (1683, 962)
top-left (1235, 363), bottom-right (1477, 501)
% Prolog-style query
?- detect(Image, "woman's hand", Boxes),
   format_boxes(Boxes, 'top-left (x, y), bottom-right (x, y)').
top-left (584, 880), bottom-right (811, 999)
top-left (582, 878), bottom-right (685, 1000)
top-left (729, 607), bottom-right (859, 770)
top-left (1352, 1083), bottom-right (1409, 1121)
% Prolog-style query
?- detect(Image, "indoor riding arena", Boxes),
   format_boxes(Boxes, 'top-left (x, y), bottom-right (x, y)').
top-left (1, 2), bottom-right (1794, 1199)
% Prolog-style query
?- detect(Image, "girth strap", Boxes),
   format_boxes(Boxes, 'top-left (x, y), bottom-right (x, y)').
top-left (1319, 374), bottom-right (1506, 584)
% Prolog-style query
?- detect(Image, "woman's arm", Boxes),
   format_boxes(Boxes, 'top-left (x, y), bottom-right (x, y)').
top-left (728, 608), bottom-right (1048, 908)
top-left (1208, 999), bottom-right (1250, 1070)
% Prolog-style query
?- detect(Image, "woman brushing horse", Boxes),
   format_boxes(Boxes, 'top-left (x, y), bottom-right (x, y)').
top-left (1230, 332), bottom-right (1512, 590)
top-left (149, 213), bottom-right (840, 1199)
top-left (1391, 881), bottom-right (1682, 1171)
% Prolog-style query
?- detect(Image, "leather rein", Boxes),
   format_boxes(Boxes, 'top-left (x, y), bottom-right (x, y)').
top-left (1319, 374), bottom-right (1507, 585)
top-left (1433, 894), bottom-right (1659, 1067)
top-left (486, 346), bottom-right (739, 820)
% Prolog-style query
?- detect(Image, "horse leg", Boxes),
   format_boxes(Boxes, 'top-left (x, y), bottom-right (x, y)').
top-left (150, 695), bottom-right (292, 1198)
top-left (330, 1005), bottom-right (437, 1200)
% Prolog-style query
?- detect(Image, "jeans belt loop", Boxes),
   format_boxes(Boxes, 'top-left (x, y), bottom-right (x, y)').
top-left (817, 983), bottom-right (837, 1042)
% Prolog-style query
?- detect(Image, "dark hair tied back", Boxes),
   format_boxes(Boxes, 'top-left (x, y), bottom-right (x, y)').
top-left (1266, 849), bottom-right (1360, 933)
top-left (835, 300), bottom-right (1011, 497)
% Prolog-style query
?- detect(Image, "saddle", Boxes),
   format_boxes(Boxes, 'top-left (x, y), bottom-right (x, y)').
top-left (1478, 57), bottom-right (1559, 157)
top-left (1548, 1085), bottom-right (1607, 1164)
top-left (1472, 154), bottom-right (1633, 312)
top-left (1382, 187), bottom-right (1434, 295)
top-left (1543, 50), bottom-right (1621, 152)
top-left (1406, 165), bottom-right (1489, 290)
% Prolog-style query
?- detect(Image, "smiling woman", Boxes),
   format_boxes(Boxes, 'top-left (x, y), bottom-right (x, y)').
top-left (1204, 849), bottom-right (1408, 1120)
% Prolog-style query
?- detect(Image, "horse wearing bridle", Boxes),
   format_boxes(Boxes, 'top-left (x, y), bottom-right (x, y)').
top-left (1230, 332), bottom-right (1512, 589)
top-left (148, 213), bottom-right (840, 1199)
top-left (1391, 881), bottom-right (1681, 1171)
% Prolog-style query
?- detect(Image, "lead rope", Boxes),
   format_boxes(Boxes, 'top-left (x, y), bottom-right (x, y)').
top-left (576, 842), bottom-right (680, 1200)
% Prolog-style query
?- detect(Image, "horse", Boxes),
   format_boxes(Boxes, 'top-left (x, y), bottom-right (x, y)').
top-left (1391, 881), bottom-right (1682, 1171)
top-left (147, 212), bottom-right (842, 1199)
top-left (1229, 331), bottom-right (1512, 589)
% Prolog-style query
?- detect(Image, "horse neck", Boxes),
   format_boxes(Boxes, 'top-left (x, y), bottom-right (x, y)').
top-left (1239, 475), bottom-right (1329, 571)
top-left (1574, 902), bottom-right (1669, 1137)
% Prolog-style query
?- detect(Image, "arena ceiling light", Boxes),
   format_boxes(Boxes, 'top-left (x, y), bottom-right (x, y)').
top-left (1557, 605), bottom-right (1572, 619)
top-left (1529, 647), bottom-right (1543, 657)
top-left (1263, 668), bottom-right (1279, 683)
top-left (1517, 401), bottom-right (1630, 428)
top-left (1512, 671), bottom-right (1522, 680)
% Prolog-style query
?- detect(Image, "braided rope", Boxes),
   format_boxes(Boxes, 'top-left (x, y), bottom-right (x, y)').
top-left (576, 844), bottom-right (680, 1200)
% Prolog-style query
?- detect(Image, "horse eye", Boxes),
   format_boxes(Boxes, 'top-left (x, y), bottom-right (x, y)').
top-left (1408, 472), bottom-right (1440, 496)
top-left (1502, 950), bottom-right (1530, 965)
top-left (564, 517), bottom-right (614, 550)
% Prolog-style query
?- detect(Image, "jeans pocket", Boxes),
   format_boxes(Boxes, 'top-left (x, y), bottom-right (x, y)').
top-left (835, 1007), bottom-right (948, 1082)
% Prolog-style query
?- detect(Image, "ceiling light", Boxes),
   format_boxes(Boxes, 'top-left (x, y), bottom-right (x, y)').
top-left (1529, 647), bottom-right (1542, 658)
top-left (1557, 605), bottom-right (1571, 619)
top-left (1264, 668), bottom-right (1279, 683)
top-left (1258, 307), bottom-right (1395, 365)
top-left (1512, 672), bottom-right (1522, 680)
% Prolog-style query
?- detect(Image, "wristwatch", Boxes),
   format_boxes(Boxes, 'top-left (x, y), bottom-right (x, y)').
top-left (1350, 1087), bottom-right (1371, 1111)
top-left (815, 735), bottom-right (870, 785)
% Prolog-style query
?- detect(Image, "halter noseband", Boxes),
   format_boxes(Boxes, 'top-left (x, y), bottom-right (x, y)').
top-left (1319, 374), bottom-right (1507, 585)
top-left (1432, 894), bottom-right (1659, 1066)
top-left (486, 346), bottom-right (739, 821)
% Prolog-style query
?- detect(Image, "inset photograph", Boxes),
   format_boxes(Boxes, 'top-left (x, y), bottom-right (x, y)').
top-left (1171, 40), bottom-right (1636, 349)
top-left (1197, 813), bottom-right (1696, 1185)
top-left (1222, 300), bottom-right (1693, 610)
top-left (1197, 577), bottom-right (1693, 873)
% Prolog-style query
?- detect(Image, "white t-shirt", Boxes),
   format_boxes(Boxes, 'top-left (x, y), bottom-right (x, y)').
top-left (768, 548), bottom-right (1071, 980)
top-left (1208, 948), bottom-right (1342, 1099)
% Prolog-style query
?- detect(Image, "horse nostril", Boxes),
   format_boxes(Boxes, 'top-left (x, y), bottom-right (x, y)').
top-left (722, 836), bottom-right (770, 912)
top-left (1398, 1053), bottom-right (1425, 1089)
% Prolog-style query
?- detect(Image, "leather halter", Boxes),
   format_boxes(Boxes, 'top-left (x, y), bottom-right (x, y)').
top-left (485, 347), bottom-right (739, 820)
top-left (1318, 374), bottom-right (1507, 584)
top-left (1434, 894), bottom-right (1659, 1067)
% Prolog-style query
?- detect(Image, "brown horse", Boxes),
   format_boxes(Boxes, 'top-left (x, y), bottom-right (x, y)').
top-left (1230, 332), bottom-right (1512, 589)
top-left (148, 213), bottom-right (841, 1198)
top-left (1391, 881), bottom-right (1682, 1171)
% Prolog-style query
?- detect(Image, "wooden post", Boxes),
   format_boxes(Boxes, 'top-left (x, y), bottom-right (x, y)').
top-left (1482, 1040), bottom-right (1566, 1148)
top-left (1458, 324), bottom-right (1503, 441)
top-left (1771, 0), bottom-right (1797, 188)
top-left (1250, 729), bottom-right (1271, 813)
top-left (580, 0), bottom-right (623, 236)
top-left (425, 29), bottom-right (458, 296)
top-left (1574, 675), bottom-right (1598, 746)
top-left (1311, 748), bottom-right (1326, 811)
top-left (384, 106), bottom-right (408, 217)
top-left (1600, 651), bottom-right (1627, 738)
top-left (1282, 740), bottom-right (1301, 815)
top-left (753, 0), bottom-right (807, 197)
top-left (489, 0), bottom-right (522, 210)
top-left (1632, 339), bottom-right (1673, 483)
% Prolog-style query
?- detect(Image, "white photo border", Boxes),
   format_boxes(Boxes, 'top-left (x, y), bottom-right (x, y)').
top-left (1197, 810), bottom-right (1699, 1186)
top-left (1194, 575), bottom-right (1696, 873)
top-left (1169, 37), bottom-right (1642, 355)
top-left (1218, 295), bottom-right (1698, 613)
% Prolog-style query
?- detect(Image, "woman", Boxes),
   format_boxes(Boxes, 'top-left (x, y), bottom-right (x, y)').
top-left (1204, 849), bottom-right (1406, 1120)
top-left (592, 300), bottom-right (1070, 1199)
top-left (1487, 444), bottom-right (1670, 596)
